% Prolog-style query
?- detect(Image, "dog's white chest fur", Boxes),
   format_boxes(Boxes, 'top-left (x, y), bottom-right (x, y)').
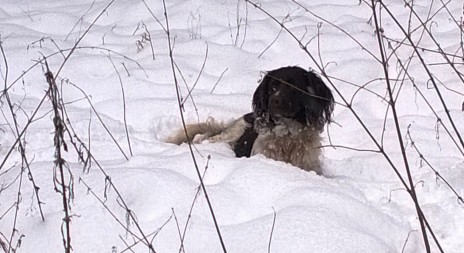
top-left (166, 117), bottom-right (324, 174)
top-left (251, 127), bottom-right (322, 174)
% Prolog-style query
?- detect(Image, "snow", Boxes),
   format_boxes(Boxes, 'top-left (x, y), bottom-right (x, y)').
top-left (1, 0), bottom-right (463, 252)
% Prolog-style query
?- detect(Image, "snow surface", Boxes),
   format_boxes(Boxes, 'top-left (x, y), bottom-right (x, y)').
top-left (0, 0), bottom-right (463, 252)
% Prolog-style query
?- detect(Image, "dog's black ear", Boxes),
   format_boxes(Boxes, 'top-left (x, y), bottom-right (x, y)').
top-left (252, 74), bottom-right (271, 119)
top-left (304, 71), bottom-right (334, 131)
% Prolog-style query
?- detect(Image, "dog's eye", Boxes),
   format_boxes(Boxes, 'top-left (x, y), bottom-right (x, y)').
top-left (270, 83), bottom-right (280, 92)
top-left (307, 86), bottom-right (315, 95)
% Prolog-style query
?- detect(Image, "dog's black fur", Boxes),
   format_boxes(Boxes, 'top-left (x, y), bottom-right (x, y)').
top-left (167, 66), bottom-right (334, 173)
top-left (233, 66), bottom-right (334, 159)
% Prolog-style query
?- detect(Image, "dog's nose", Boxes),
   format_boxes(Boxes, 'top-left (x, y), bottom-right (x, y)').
top-left (269, 94), bottom-right (283, 106)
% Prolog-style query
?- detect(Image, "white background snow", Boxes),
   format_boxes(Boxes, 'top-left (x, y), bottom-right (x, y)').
top-left (0, 0), bottom-right (463, 252)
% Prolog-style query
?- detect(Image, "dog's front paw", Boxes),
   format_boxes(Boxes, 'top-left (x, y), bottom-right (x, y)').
top-left (192, 134), bottom-right (207, 143)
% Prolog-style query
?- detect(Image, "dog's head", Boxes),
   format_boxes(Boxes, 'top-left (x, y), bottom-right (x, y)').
top-left (252, 66), bottom-right (334, 132)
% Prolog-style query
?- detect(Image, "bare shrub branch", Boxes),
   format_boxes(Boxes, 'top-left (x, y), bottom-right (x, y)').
top-left (44, 61), bottom-right (73, 253)
top-left (369, 1), bottom-right (430, 250)
top-left (244, 0), bottom-right (452, 251)
top-left (159, 0), bottom-right (227, 251)
top-left (108, 54), bottom-right (133, 157)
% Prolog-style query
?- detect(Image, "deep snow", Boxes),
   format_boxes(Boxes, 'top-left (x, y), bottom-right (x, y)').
top-left (0, 0), bottom-right (463, 252)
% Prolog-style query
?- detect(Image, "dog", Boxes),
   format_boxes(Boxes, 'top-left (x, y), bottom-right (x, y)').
top-left (167, 66), bottom-right (334, 174)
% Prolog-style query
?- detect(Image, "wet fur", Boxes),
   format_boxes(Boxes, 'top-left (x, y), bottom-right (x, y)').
top-left (167, 66), bottom-right (334, 174)
top-left (166, 117), bottom-right (249, 146)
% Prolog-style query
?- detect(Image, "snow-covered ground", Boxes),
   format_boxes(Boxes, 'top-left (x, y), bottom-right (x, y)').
top-left (1, 0), bottom-right (463, 252)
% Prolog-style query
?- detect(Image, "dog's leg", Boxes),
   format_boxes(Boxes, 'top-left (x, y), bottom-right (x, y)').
top-left (167, 114), bottom-right (257, 158)
top-left (166, 118), bottom-right (227, 145)
top-left (205, 116), bottom-right (251, 144)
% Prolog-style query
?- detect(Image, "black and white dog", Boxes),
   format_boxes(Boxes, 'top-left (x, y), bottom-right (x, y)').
top-left (167, 66), bottom-right (334, 174)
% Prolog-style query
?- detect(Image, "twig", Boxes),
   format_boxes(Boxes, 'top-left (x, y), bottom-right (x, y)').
top-left (0, 40), bottom-right (45, 223)
top-left (45, 61), bottom-right (72, 253)
top-left (244, 0), bottom-right (444, 251)
top-left (62, 79), bottom-right (130, 161)
top-left (379, 0), bottom-right (464, 156)
top-left (7, 164), bottom-right (25, 253)
top-left (401, 230), bottom-right (417, 253)
top-left (179, 155), bottom-right (211, 253)
top-left (370, 2), bottom-right (430, 251)
top-left (320, 145), bottom-right (381, 153)
top-left (181, 43), bottom-right (209, 106)
top-left (61, 110), bottom-right (156, 252)
top-left (160, 0), bottom-right (227, 251)
top-left (108, 54), bottom-right (133, 157)
top-left (1, 45), bottom-right (147, 100)
top-left (390, 42), bottom-right (464, 157)
top-left (210, 68), bottom-right (228, 94)
top-left (140, 0), bottom-right (166, 32)
top-left (54, 0), bottom-right (117, 79)
top-left (142, 21), bottom-right (156, 60)
top-left (73, 148), bottom-right (156, 251)
top-left (64, 0), bottom-right (96, 41)
top-left (258, 27), bottom-right (283, 58)
top-left (268, 208), bottom-right (277, 253)
top-left (173, 61), bottom-right (201, 123)
top-left (118, 236), bottom-right (135, 253)
top-left (0, 92), bottom-right (50, 172)
top-left (0, 232), bottom-right (9, 252)
top-left (149, 211), bottom-right (174, 245)
top-left (79, 178), bottom-right (150, 249)
top-left (291, 0), bottom-right (380, 62)
top-left (406, 126), bottom-right (464, 205)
